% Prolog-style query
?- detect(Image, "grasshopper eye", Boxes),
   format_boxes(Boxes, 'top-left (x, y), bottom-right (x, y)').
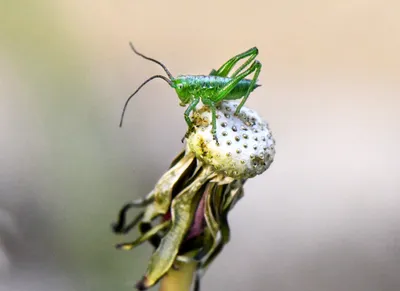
top-left (177, 83), bottom-right (184, 90)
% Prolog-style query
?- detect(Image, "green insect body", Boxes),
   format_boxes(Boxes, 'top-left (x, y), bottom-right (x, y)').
top-left (120, 43), bottom-right (262, 144)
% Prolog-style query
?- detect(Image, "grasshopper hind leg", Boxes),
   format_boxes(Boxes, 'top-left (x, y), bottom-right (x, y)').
top-left (213, 60), bottom-right (262, 117)
top-left (209, 47), bottom-right (261, 118)
top-left (234, 60), bottom-right (262, 115)
top-left (210, 47), bottom-right (259, 78)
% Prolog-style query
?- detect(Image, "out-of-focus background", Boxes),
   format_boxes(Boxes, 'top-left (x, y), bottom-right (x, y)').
top-left (1, 1), bottom-right (399, 291)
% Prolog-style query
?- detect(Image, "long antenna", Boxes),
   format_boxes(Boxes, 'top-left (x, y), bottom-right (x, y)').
top-left (129, 42), bottom-right (174, 80)
top-left (119, 75), bottom-right (173, 127)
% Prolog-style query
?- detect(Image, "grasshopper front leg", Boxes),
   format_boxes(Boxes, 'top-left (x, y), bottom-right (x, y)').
top-left (200, 99), bottom-right (219, 144)
top-left (181, 98), bottom-right (200, 143)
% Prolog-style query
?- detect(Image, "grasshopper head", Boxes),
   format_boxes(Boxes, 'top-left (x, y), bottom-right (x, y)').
top-left (172, 77), bottom-right (191, 106)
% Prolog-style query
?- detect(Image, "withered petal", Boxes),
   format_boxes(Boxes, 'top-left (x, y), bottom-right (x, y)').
top-left (141, 167), bottom-right (216, 288)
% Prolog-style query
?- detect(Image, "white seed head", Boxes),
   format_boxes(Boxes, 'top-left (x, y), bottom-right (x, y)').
top-left (187, 101), bottom-right (275, 179)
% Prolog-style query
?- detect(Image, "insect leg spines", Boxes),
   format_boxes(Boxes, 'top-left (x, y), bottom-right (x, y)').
top-left (210, 47), bottom-right (258, 78)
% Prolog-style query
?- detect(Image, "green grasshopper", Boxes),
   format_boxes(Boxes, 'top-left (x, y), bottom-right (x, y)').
top-left (120, 43), bottom-right (261, 144)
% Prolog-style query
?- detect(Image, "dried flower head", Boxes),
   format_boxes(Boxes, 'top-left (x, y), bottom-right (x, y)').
top-left (112, 101), bottom-right (275, 290)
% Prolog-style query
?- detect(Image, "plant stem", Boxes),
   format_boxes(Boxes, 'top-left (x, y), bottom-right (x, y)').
top-left (159, 260), bottom-right (197, 291)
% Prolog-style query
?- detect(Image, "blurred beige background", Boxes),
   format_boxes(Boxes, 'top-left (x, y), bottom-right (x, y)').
top-left (1, 1), bottom-right (399, 291)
